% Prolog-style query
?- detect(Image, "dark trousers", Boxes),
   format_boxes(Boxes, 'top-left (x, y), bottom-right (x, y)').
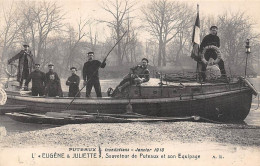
top-left (86, 79), bottom-right (102, 97)
top-left (118, 74), bottom-right (137, 87)
top-left (201, 59), bottom-right (226, 81)
top-left (32, 87), bottom-right (44, 96)
top-left (119, 78), bottom-right (132, 87)
top-left (69, 89), bottom-right (80, 97)
top-left (20, 68), bottom-right (29, 87)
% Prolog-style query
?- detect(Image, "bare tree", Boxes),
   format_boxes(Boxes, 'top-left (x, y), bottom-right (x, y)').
top-left (120, 11), bottom-right (142, 64)
top-left (217, 11), bottom-right (259, 68)
top-left (0, 2), bottom-right (21, 62)
top-left (18, 1), bottom-right (65, 63)
top-left (166, 3), bottom-right (194, 67)
top-left (65, 16), bottom-right (90, 68)
top-left (100, 0), bottom-right (135, 65)
top-left (87, 24), bottom-right (99, 52)
top-left (145, 39), bottom-right (158, 66)
top-left (142, 0), bottom-right (192, 66)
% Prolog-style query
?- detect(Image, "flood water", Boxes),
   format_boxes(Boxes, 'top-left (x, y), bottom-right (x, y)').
top-left (244, 77), bottom-right (260, 126)
top-left (0, 78), bottom-right (260, 135)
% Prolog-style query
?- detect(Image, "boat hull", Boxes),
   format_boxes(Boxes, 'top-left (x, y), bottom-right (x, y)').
top-left (6, 87), bottom-right (252, 122)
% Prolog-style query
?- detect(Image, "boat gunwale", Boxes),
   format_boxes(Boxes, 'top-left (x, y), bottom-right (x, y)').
top-left (6, 88), bottom-right (251, 105)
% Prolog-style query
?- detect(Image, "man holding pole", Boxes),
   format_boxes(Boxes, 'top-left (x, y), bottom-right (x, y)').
top-left (66, 31), bottom-right (126, 109)
top-left (83, 52), bottom-right (106, 97)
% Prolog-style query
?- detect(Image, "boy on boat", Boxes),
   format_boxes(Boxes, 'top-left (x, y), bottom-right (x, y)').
top-left (45, 63), bottom-right (63, 97)
top-left (8, 44), bottom-right (35, 89)
top-left (66, 67), bottom-right (80, 97)
top-left (83, 52), bottom-right (106, 97)
top-left (24, 63), bottom-right (45, 96)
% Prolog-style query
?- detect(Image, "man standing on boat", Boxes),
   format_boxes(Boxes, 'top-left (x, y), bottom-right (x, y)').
top-left (199, 26), bottom-right (226, 81)
top-left (66, 67), bottom-right (80, 97)
top-left (45, 63), bottom-right (63, 97)
top-left (24, 63), bottom-right (45, 96)
top-left (8, 44), bottom-right (34, 89)
top-left (83, 51), bottom-right (106, 97)
top-left (116, 58), bottom-right (150, 92)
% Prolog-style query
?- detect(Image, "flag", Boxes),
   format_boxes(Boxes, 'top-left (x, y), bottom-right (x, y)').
top-left (191, 5), bottom-right (200, 62)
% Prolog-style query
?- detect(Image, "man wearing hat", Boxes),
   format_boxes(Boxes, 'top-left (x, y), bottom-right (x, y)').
top-left (8, 44), bottom-right (34, 88)
top-left (45, 63), bottom-right (63, 97)
top-left (83, 51), bottom-right (106, 97)
top-left (199, 25), bottom-right (226, 81)
top-left (114, 58), bottom-right (150, 93)
top-left (24, 63), bottom-right (45, 96)
top-left (66, 67), bottom-right (80, 97)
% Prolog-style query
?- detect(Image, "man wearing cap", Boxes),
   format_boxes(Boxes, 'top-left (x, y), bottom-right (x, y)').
top-left (115, 58), bottom-right (150, 93)
top-left (45, 63), bottom-right (63, 97)
top-left (199, 25), bottom-right (226, 81)
top-left (8, 44), bottom-right (34, 88)
top-left (24, 63), bottom-right (45, 96)
top-left (66, 67), bottom-right (80, 97)
top-left (83, 52), bottom-right (106, 97)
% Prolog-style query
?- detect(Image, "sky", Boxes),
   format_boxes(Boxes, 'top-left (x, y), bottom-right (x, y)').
top-left (59, 0), bottom-right (260, 40)
top-left (1, 0), bottom-right (260, 40)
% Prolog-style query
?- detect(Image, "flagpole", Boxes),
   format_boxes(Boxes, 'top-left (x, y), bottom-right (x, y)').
top-left (195, 4), bottom-right (200, 81)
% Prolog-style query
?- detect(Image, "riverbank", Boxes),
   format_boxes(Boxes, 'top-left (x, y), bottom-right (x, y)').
top-left (0, 122), bottom-right (260, 166)
top-left (1, 122), bottom-right (260, 148)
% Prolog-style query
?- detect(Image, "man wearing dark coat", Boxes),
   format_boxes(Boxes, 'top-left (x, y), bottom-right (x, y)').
top-left (83, 52), bottom-right (106, 97)
top-left (66, 67), bottom-right (80, 97)
top-left (8, 44), bottom-right (34, 88)
top-left (45, 63), bottom-right (63, 97)
top-left (116, 58), bottom-right (150, 92)
top-left (199, 25), bottom-right (226, 81)
top-left (24, 63), bottom-right (45, 96)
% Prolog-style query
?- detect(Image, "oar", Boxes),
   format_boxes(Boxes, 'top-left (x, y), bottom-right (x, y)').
top-left (65, 31), bottom-right (128, 110)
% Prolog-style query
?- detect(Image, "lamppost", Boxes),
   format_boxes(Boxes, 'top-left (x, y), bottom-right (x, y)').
top-left (245, 39), bottom-right (251, 77)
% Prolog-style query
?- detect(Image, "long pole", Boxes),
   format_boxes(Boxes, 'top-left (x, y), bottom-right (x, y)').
top-left (65, 31), bottom-right (127, 110)
top-left (195, 4), bottom-right (200, 81)
top-left (245, 52), bottom-right (249, 77)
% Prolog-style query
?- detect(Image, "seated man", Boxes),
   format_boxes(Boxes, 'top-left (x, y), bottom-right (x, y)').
top-left (24, 63), bottom-right (45, 96)
top-left (117, 58), bottom-right (150, 92)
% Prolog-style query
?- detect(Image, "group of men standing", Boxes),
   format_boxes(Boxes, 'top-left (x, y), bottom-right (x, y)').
top-left (8, 44), bottom-right (80, 97)
top-left (6, 47), bottom-right (107, 97)
top-left (23, 62), bottom-right (64, 97)
top-left (7, 25), bottom-right (226, 98)
top-left (7, 45), bottom-right (151, 98)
